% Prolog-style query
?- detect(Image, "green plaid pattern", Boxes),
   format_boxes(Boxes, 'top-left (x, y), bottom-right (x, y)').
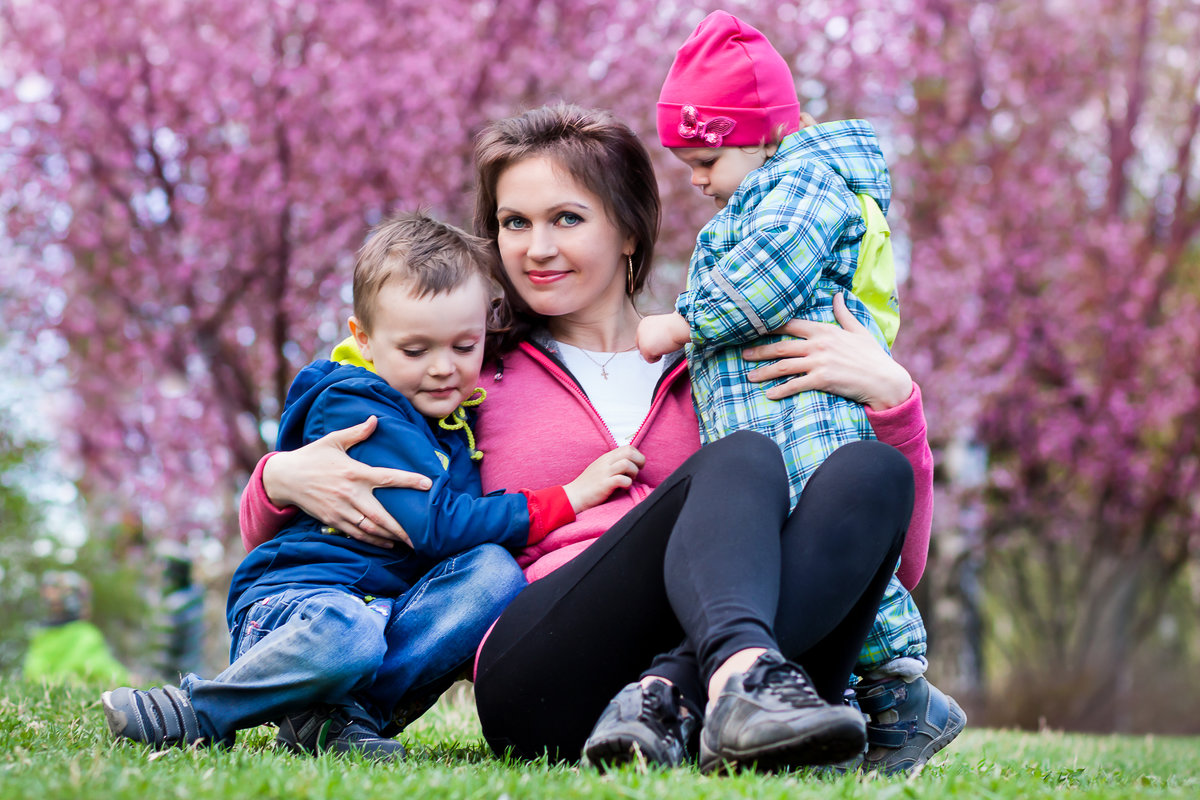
top-left (856, 573), bottom-right (929, 673)
top-left (679, 120), bottom-right (892, 505)
top-left (676, 120), bottom-right (926, 671)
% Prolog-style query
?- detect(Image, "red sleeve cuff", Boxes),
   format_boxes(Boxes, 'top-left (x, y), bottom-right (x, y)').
top-left (520, 486), bottom-right (576, 545)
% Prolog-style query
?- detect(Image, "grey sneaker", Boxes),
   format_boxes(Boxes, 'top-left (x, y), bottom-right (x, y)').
top-left (582, 679), bottom-right (699, 768)
top-left (699, 651), bottom-right (866, 773)
top-left (857, 676), bottom-right (966, 774)
top-left (101, 686), bottom-right (210, 749)
top-left (276, 705), bottom-right (406, 762)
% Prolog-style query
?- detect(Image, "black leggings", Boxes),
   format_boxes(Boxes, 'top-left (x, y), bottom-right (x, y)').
top-left (474, 430), bottom-right (914, 761)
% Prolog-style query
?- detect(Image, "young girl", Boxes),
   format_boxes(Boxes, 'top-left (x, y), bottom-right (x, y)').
top-left (637, 11), bottom-right (964, 773)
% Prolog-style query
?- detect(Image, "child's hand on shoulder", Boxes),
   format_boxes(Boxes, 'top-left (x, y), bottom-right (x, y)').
top-left (636, 313), bottom-right (690, 363)
top-left (564, 445), bottom-right (646, 513)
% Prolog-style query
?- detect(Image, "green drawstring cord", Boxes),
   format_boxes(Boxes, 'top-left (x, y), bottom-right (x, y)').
top-left (438, 388), bottom-right (487, 461)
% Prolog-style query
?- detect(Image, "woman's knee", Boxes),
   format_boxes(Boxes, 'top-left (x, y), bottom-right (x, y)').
top-left (830, 439), bottom-right (913, 495)
top-left (813, 440), bottom-right (914, 535)
top-left (697, 430), bottom-right (789, 492)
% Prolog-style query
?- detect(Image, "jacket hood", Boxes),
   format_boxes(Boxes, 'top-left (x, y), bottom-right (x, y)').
top-left (277, 337), bottom-right (378, 449)
top-left (277, 360), bottom-right (360, 451)
top-left (775, 119), bottom-right (891, 215)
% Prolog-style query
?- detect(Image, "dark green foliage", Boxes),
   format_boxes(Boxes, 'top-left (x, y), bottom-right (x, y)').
top-left (0, 412), bottom-right (50, 673)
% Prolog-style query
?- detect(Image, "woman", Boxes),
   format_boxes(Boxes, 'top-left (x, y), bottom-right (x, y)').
top-left (241, 104), bottom-right (933, 771)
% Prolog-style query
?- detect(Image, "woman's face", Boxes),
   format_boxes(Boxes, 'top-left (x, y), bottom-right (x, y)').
top-left (494, 156), bottom-right (634, 323)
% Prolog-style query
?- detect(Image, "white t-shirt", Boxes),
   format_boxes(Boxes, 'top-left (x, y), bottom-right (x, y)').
top-left (555, 342), bottom-right (664, 444)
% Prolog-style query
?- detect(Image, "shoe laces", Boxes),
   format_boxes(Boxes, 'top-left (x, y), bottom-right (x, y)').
top-left (637, 682), bottom-right (682, 739)
top-left (745, 658), bottom-right (823, 707)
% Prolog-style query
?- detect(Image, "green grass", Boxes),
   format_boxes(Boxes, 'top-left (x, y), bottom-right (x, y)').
top-left (2, 681), bottom-right (1198, 800)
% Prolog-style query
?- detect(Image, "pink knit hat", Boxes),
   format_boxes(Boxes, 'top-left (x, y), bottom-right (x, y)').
top-left (657, 11), bottom-right (800, 149)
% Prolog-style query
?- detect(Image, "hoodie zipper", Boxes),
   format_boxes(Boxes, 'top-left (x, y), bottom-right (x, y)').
top-left (519, 343), bottom-right (689, 492)
top-left (520, 342), bottom-right (622, 447)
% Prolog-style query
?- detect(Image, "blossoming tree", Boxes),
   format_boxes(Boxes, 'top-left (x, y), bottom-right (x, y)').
top-left (4, 0), bottom-right (1199, 726)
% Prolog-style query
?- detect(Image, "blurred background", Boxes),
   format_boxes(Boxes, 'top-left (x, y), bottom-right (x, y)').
top-left (1, 0), bottom-right (1197, 733)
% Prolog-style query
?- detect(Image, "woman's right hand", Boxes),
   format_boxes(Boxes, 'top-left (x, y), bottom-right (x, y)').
top-left (261, 415), bottom-right (430, 548)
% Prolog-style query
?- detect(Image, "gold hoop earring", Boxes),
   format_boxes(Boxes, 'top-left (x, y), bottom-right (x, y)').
top-left (626, 254), bottom-right (635, 294)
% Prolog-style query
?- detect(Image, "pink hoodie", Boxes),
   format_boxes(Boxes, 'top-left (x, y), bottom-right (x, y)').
top-left (241, 341), bottom-right (933, 588)
top-left (474, 342), bottom-right (700, 581)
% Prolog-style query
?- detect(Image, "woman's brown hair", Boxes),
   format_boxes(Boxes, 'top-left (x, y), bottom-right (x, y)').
top-left (473, 103), bottom-right (661, 353)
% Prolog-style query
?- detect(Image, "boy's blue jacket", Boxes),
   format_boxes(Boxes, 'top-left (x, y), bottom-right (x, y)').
top-left (227, 360), bottom-right (530, 629)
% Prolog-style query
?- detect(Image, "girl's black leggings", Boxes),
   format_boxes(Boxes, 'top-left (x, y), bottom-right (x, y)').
top-left (474, 430), bottom-right (914, 761)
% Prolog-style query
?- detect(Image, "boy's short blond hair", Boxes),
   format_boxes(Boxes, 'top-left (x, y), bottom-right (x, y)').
top-left (353, 211), bottom-right (497, 333)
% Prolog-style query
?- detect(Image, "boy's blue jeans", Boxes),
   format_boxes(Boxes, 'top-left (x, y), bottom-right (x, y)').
top-left (180, 543), bottom-right (526, 743)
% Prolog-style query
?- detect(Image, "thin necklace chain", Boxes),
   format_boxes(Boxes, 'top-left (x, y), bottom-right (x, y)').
top-left (573, 344), bottom-right (637, 380)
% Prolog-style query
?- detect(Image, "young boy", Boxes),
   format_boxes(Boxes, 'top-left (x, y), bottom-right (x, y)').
top-left (102, 212), bottom-right (639, 760)
top-left (637, 12), bottom-right (964, 773)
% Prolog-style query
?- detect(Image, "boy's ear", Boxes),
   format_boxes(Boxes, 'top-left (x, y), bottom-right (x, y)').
top-left (797, 112), bottom-right (817, 130)
top-left (348, 316), bottom-right (372, 362)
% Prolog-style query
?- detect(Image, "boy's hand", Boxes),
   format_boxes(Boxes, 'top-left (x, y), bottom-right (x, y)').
top-left (564, 445), bottom-right (646, 513)
top-left (637, 313), bottom-right (691, 363)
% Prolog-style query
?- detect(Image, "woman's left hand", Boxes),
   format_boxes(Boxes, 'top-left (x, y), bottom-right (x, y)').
top-left (742, 293), bottom-right (912, 411)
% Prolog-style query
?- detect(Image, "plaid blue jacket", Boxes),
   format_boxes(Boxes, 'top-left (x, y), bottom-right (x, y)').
top-left (678, 119), bottom-right (894, 506)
